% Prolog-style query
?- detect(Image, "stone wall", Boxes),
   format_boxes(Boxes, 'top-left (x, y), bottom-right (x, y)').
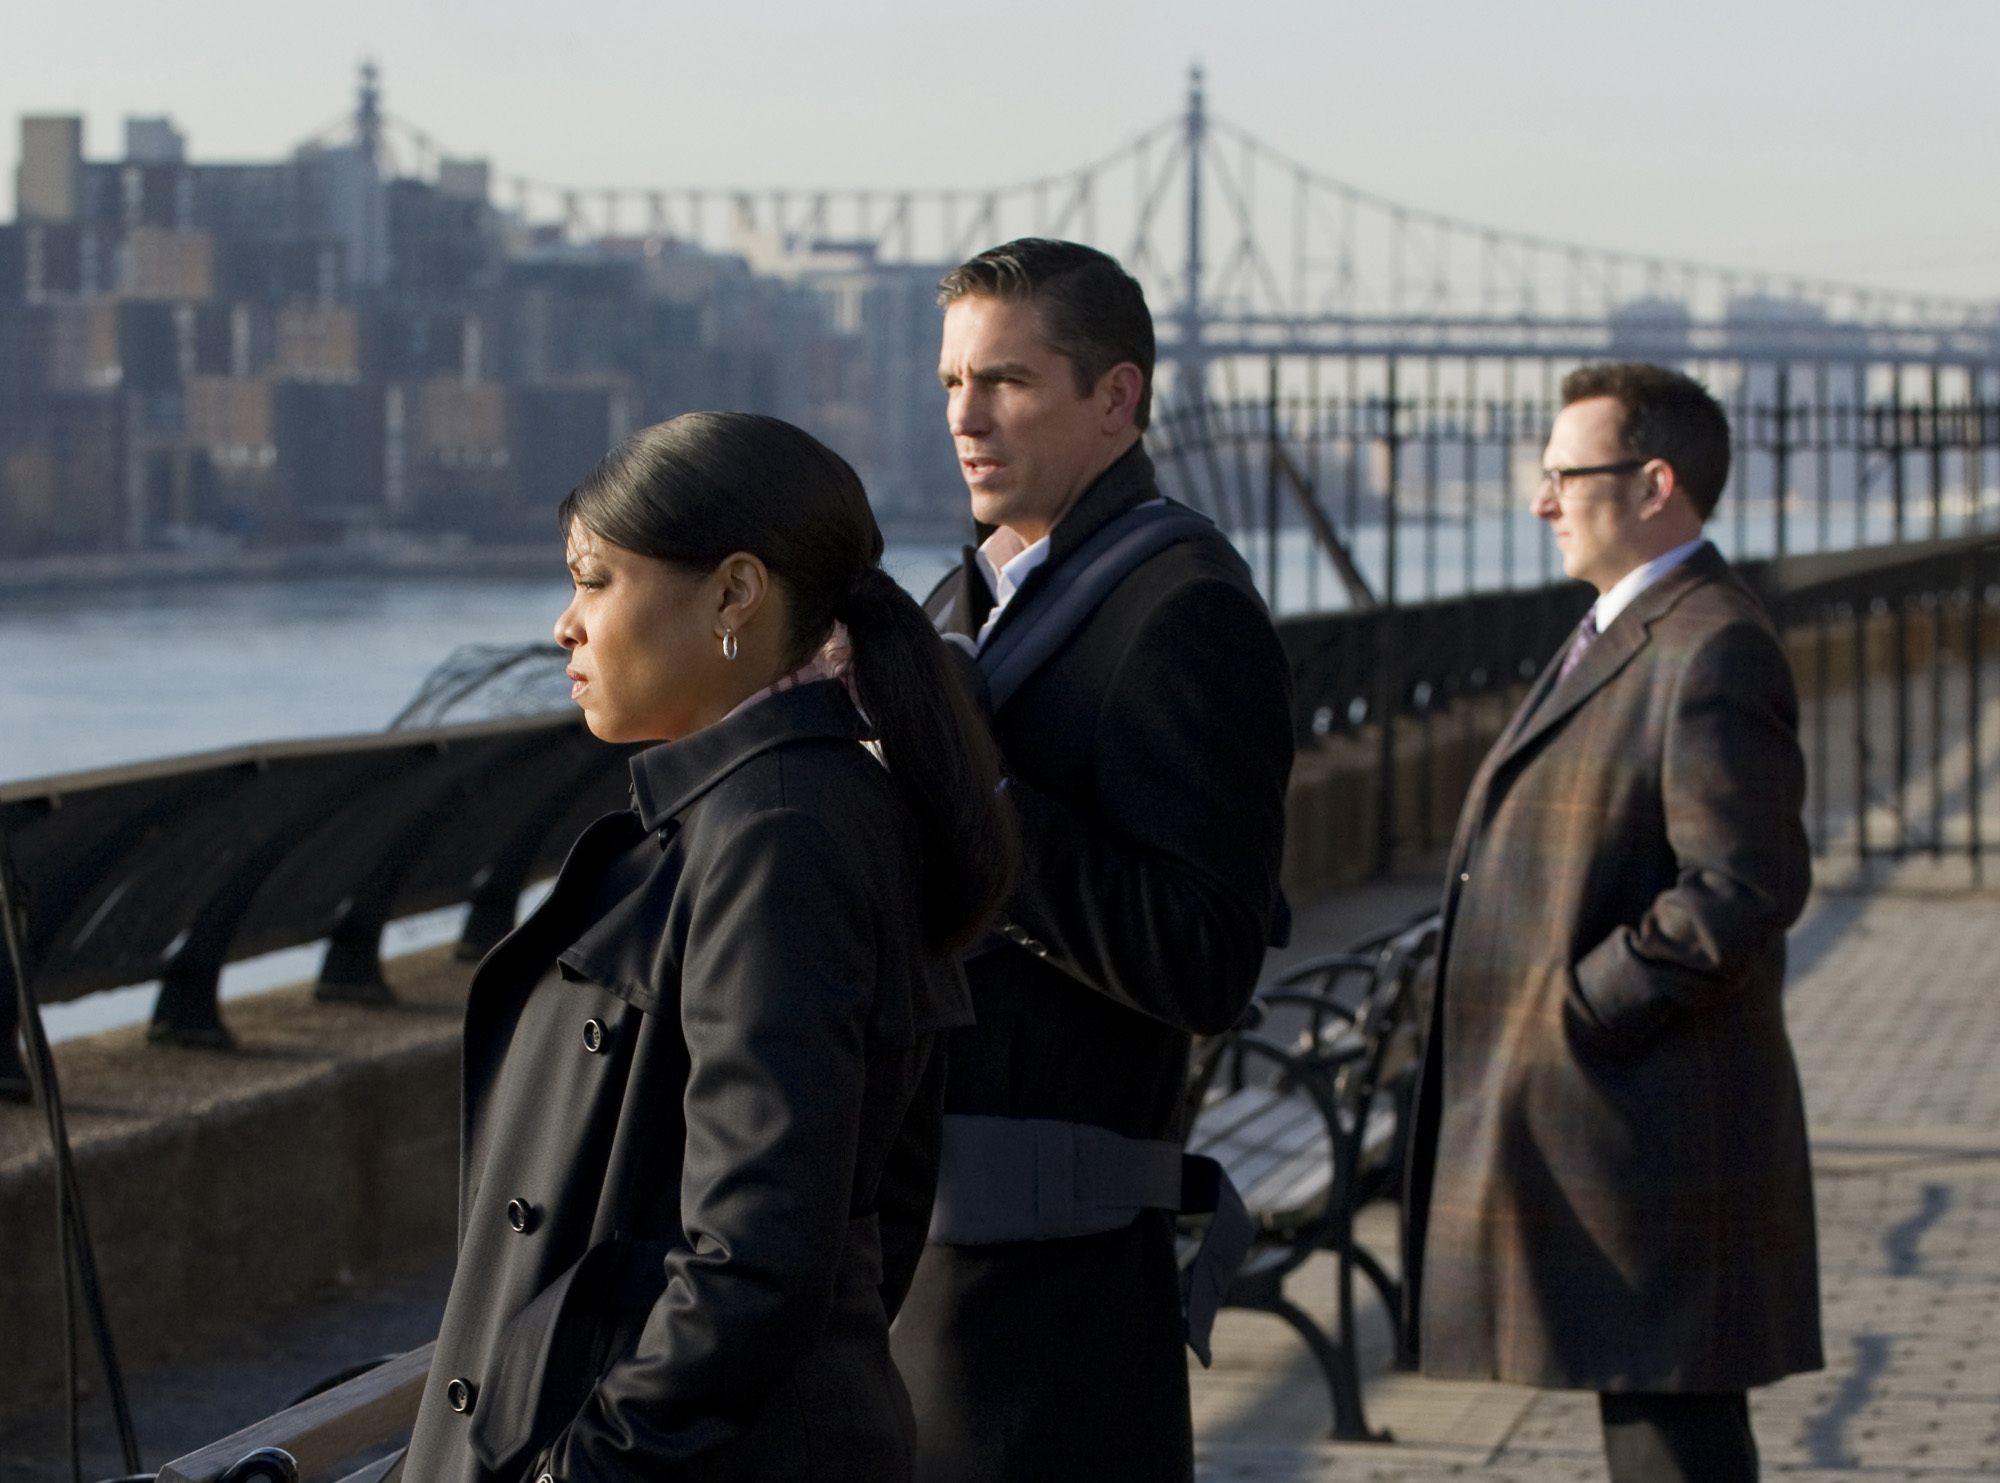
top-left (0, 951), bottom-right (468, 1416)
top-left (1281, 689), bottom-right (1524, 896)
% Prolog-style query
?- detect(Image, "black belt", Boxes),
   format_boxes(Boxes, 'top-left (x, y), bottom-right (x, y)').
top-left (927, 1113), bottom-right (1253, 1365)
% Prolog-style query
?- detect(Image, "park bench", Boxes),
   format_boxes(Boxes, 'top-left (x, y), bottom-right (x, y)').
top-left (1181, 910), bottom-right (1439, 1442)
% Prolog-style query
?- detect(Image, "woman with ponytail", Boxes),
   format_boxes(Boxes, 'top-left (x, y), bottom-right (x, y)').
top-left (405, 412), bottom-right (1014, 1483)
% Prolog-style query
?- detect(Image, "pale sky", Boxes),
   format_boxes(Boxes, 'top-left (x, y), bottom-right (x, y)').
top-left (5, 0), bottom-right (1996, 301)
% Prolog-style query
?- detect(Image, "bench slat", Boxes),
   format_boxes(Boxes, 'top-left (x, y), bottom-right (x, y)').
top-left (1192, 1085), bottom-right (1293, 1143)
top-left (1197, 1117), bottom-right (1325, 1191)
top-left (1192, 1085), bottom-right (1337, 1221)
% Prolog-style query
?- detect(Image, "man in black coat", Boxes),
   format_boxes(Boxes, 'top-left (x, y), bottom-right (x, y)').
top-left (889, 239), bottom-right (1295, 1483)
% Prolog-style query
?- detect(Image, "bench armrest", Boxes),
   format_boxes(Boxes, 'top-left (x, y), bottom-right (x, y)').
top-left (157, 1343), bottom-right (433, 1483)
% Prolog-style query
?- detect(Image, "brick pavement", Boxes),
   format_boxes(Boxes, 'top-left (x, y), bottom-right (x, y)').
top-left (1194, 867), bottom-right (2000, 1480)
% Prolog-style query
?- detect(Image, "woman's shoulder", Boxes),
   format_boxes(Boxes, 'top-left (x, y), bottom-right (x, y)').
top-left (688, 733), bottom-right (906, 858)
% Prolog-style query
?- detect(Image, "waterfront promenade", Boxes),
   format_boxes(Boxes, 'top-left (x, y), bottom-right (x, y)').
top-left (3, 860), bottom-right (1997, 1479)
top-left (1195, 858), bottom-right (2000, 1481)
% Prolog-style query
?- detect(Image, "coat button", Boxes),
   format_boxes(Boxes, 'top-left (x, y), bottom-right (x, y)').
top-left (1460, 872), bottom-right (1470, 883)
top-left (581, 1018), bottom-right (606, 1053)
top-left (446, 1377), bottom-right (476, 1413)
top-left (506, 1198), bottom-right (537, 1234)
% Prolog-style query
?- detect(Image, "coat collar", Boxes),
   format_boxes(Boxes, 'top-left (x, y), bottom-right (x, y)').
top-left (1491, 541), bottom-right (1729, 769)
top-left (627, 680), bottom-right (869, 831)
top-left (939, 441), bottom-right (1159, 644)
top-left (971, 442), bottom-right (1159, 652)
top-left (1042, 440), bottom-right (1160, 566)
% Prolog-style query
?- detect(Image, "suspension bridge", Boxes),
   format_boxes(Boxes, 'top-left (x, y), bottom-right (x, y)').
top-left (300, 66), bottom-right (2000, 640)
top-left (338, 66), bottom-right (2000, 375)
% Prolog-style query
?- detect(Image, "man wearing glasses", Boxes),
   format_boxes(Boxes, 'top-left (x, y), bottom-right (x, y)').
top-left (1405, 362), bottom-right (1821, 1483)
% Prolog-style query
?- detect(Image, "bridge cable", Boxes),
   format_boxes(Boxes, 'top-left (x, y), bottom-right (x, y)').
top-left (0, 830), bottom-right (142, 1481)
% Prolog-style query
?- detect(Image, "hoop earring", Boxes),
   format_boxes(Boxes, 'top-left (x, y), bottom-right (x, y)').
top-left (721, 629), bottom-right (739, 661)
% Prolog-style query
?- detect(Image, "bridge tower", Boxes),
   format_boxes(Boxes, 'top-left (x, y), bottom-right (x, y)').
top-left (355, 61), bottom-right (384, 170)
top-left (1176, 64), bottom-right (1208, 402)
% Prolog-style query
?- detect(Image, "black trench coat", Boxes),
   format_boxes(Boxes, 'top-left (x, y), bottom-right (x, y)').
top-left (892, 447), bottom-right (1295, 1483)
top-left (404, 682), bottom-right (970, 1483)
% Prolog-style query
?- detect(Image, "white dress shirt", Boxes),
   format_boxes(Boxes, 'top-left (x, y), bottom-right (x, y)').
top-left (1593, 536), bottom-right (1709, 632)
top-left (973, 527), bottom-right (1052, 650)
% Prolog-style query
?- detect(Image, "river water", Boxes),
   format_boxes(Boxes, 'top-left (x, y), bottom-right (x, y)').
top-left (0, 544), bottom-right (966, 787)
top-left (0, 507), bottom-right (1581, 787)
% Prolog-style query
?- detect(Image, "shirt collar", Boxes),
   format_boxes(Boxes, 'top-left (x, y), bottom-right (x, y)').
top-left (627, 679), bottom-right (868, 832)
top-left (1594, 536), bottom-right (1710, 632)
top-left (974, 527), bottom-right (1052, 608)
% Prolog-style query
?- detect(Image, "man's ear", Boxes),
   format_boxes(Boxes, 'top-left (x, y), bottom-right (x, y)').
top-left (1097, 361), bottom-right (1145, 437)
top-left (1635, 458), bottom-right (1679, 521)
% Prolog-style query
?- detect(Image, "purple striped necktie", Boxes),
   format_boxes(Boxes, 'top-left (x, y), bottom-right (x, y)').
top-left (1558, 609), bottom-right (1600, 683)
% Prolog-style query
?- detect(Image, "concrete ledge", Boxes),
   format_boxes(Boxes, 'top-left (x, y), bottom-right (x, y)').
top-left (0, 948), bottom-right (471, 1416)
top-left (1282, 691), bottom-right (1521, 897)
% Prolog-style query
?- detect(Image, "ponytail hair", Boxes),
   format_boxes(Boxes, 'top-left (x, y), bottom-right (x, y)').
top-left (559, 412), bottom-right (1015, 952)
top-left (834, 565), bottom-right (1016, 949)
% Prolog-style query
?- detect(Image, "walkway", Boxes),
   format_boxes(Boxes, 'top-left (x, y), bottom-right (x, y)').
top-left (1193, 857), bottom-right (2000, 1481)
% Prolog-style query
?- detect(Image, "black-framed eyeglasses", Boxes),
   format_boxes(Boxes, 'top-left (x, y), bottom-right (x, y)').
top-left (1538, 459), bottom-right (1645, 497)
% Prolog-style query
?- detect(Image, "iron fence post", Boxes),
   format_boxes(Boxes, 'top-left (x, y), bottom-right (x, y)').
top-left (1267, 357), bottom-right (1282, 608)
top-left (1930, 364), bottom-right (1944, 540)
top-left (1377, 359), bottom-right (1401, 877)
top-left (1854, 602), bottom-right (1871, 863)
top-left (1971, 546), bottom-right (1985, 883)
top-left (1774, 362), bottom-right (1790, 560)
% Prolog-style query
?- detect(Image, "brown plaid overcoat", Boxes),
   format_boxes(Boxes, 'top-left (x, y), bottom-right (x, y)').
top-left (1404, 543), bottom-right (1823, 1392)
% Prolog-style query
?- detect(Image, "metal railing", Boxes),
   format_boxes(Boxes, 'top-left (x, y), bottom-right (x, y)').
top-left (1264, 532), bottom-right (2000, 876)
top-left (0, 714), bottom-right (637, 1090)
top-left (7, 534), bottom-right (1985, 1096)
top-left (1146, 372), bottom-right (2000, 618)
top-left (1142, 373), bottom-right (2000, 872)
top-left (1752, 531), bottom-right (2000, 873)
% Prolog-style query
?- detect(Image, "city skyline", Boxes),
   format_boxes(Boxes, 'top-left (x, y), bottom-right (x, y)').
top-left (4, 0), bottom-right (1998, 301)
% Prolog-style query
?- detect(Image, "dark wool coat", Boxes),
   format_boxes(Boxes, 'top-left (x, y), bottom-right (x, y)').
top-left (891, 446), bottom-right (1296, 1483)
top-left (1405, 544), bottom-right (1823, 1393)
top-left (404, 682), bottom-right (969, 1483)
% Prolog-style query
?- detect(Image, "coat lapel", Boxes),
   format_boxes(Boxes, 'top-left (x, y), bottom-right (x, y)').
top-left (1444, 623), bottom-right (1575, 880)
top-left (1494, 613), bottom-right (1649, 769)
top-left (627, 680), bottom-right (870, 828)
top-left (1492, 545), bottom-right (1724, 772)
top-left (1445, 545), bottom-right (1727, 890)
top-left (930, 547), bottom-right (989, 640)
